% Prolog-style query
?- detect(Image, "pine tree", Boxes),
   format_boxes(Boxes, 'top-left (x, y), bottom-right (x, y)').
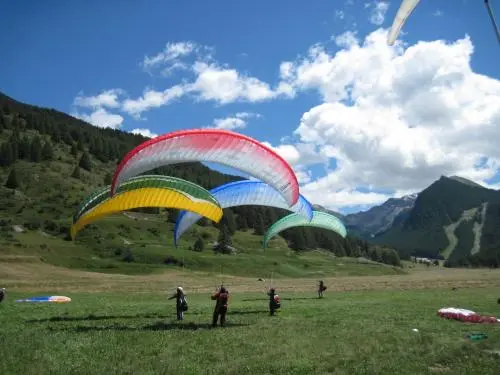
top-left (9, 136), bottom-right (19, 160)
top-left (104, 172), bottom-right (112, 185)
top-left (71, 165), bottom-right (81, 179)
top-left (29, 136), bottom-right (42, 162)
top-left (51, 126), bottom-right (61, 143)
top-left (5, 167), bottom-right (20, 189)
top-left (62, 128), bottom-right (73, 145)
top-left (253, 215), bottom-right (265, 235)
top-left (18, 136), bottom-right (30, 159)
top-left (216, 224), bottom-right (232, 253)
top-left (0, 142), bottom-right (14, 166)
top-left (221, 208), bottom-right (236, 235)
top-left (70, 142), bottom-right (78, 158)
top-left (77, 139), bottom-right (85, 152)
top-left (193, 237), bottom-right (205, 252)
top-left (41, 141), bottom-right (53, 160)
top-left (290, 229), bottom-right (306, 251)
top-left (303, 228), bottom-right (316, 249)
top-left (78, 151), bottom-right (91, 171)
top-left (236, 214), bottom-right (248, 231)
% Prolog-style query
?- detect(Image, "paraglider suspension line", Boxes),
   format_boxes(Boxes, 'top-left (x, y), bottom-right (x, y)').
top-left (485, 0), bottom-right (500, 43)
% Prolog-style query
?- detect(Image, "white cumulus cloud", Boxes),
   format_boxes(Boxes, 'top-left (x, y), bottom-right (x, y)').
top-left (130, 128), bottom-right (158, 138)
top-left (143, 41), bottom-right (197, 69)
top-left (368, 1), bottom-right (389, 26)
top-left (72, 108), bottom-right (124, 129)
top-left (208, 112), bottom-right (261, 130)
top-left (73, 89), bottom-right (124, 109)
top-left (121, 85), bottom-right (186, 118)
top-left (188, 62), bottom-right (293, 104)
top-left (272, 29), bottom-right (500, 211)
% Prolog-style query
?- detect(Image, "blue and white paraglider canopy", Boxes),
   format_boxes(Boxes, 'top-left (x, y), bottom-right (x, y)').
top-left (16, 295), bottom-right (72, 303)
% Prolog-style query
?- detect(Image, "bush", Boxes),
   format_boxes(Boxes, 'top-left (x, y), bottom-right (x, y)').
top-left (193, 237), bottom-right (204, 252)
top-left (163, 256), bottom-right (185, 267)
top-left (200, 231), bottom-right (211, 240)
top-left (0, 219), bottom-right (11, 227)
top-left (147, 227), bottom-right (160, 236)
top-left (122, 249), bottom-right (134, 262)
top-left (24, 218), bottom-right (41, 230)
top-left (43, 220), bottom-right (59, 233)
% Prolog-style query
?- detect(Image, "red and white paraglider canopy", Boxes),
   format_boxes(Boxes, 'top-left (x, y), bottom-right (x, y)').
top-left (112, 129), bottom-right (300, 207)
top-left (438, 307), bottom-right (499, 324)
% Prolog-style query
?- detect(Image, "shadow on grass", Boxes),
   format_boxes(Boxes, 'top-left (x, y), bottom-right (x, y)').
top-left (50, 321), bottom-right (251, 332)
top-left (230, 309), bottom-right (268, 315)
top-left (241, 297), bottom-right (317, 302)
top-left (25, 312), bottom-right (171, 323)
top-left (284, 297), bottom-right (318, 301)
top-left (27, 309), bottom-right (269, 324)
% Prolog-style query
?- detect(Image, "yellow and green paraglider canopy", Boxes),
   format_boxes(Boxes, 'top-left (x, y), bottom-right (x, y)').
top-left (71, 175), bottom-right (223, 240)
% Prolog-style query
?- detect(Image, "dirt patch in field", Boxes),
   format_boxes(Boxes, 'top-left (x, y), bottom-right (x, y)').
top-left (428, 364), bottom-right (451, 373)
top-left (1, 261), bottom-right (500, 293)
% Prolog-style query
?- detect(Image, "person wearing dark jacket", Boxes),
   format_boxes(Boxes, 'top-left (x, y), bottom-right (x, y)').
top-left (211, 286), bottom-right (229, 327)
top-left (168, 286), bottom-right (187, 320)
top-left (0, 288), bottom-right (5, 303)
top-left (268, 288), bottom-right (280, 316)
top-left (318, 280), bottom-right (327, 298)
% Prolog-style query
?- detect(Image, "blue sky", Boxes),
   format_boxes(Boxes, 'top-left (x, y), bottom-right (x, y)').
top-left (1, 0), bottom-right (500, 214)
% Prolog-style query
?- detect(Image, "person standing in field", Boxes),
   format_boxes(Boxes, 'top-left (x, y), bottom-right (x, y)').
top-left (318, 280), bottom-right (327, 298)
top-left (168, 286), bottom-right (187, 320)
top-left (211, 286), bottom-right (229, 327)
top-left (0, 288), bottom-right (5, 303)
top-left (267, 288), bottom-right (280, 316)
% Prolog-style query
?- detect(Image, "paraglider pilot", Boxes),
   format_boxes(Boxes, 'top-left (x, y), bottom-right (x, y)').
top-left (211, 286), bottom-right (229, 327)
top-left (318, 280), bottom-right (327, 298)
top-left (267, 288), bottom-right (281, 316)
top-left (168, 286), bottom-right (187, 320)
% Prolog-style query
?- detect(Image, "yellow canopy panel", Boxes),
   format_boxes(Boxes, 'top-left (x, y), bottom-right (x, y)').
top-left (71, 187), bottom-right (223, 239)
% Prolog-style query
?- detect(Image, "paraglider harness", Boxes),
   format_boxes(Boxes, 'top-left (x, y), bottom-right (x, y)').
top-left (181, 296), bottom-right (188, 312)
top-left (273, 294), bottom-right (281, 309)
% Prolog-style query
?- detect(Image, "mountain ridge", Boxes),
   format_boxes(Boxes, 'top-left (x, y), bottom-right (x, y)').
top-left (371, 176), bottom-right (500, 266)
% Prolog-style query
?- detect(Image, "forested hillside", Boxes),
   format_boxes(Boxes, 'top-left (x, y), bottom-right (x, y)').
top-left (0, 92), bottom-right (402, 275)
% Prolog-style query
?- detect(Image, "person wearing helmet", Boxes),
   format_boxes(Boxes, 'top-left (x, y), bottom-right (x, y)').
top-left (267, 288), bottom-right (280, 316)
top-left (168, 286), bottom-right (187, 320)
top-left (211, 286), bottom-right (229, 327)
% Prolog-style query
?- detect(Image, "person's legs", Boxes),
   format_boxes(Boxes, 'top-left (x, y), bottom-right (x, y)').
top-left (270, 303), bottom-right (275, 316)
top-left (212, 309), bottom-right (219, 327)
top-left (220, 308), bottom-right (227, 326)
top-left (177, 306), bottom-right (183, 320)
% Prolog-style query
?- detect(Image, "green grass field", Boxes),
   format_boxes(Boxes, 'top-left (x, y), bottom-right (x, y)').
top-left (1, 212), bottom-right (405, 279)
top-left (1, 267), bottom-right (500, 374)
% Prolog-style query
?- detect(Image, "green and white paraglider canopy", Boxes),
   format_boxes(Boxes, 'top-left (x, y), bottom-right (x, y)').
top-left (262, 211), bottom-right (347, 249)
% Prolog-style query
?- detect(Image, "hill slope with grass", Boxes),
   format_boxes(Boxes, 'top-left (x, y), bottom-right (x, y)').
top-left (0, 91), bottom-right (403, 277)
top-left (372, 176), bottom-right (500, 267)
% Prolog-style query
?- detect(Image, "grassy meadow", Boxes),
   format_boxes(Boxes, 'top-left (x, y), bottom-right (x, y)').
top-left (1, 262), bottom-right (500, 375)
